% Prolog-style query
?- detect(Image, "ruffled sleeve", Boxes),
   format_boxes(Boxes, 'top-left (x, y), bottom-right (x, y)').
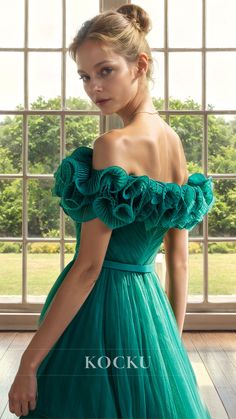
top-left (51, 146), bottom-right (215, 231)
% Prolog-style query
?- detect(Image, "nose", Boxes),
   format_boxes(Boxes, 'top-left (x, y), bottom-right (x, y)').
top-left (89, 76), bottom-right (103, 96)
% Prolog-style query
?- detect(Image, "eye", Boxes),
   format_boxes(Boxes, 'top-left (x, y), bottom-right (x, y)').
top-left (79, 74), bottom-right (89, 82)
top-left (79, 67), bottom-right (113, 82)
top-left (101, 67), bottom-right (113, 76)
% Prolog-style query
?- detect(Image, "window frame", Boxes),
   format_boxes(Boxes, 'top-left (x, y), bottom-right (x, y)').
top-left (0, 0), bottom-right (235, 330)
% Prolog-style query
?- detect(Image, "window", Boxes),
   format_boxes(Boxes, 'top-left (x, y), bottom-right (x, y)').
top-left (0, 0), bottom-right (235, 329)
top-left (135, 0), bottom-right (236, 328)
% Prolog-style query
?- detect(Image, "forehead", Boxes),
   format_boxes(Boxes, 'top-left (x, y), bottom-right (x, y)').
top-left (75, 39), bottom-right (122, 70)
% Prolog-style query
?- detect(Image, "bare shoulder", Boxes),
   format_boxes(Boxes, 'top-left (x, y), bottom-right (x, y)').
top-left (92, 129), bottom-right (127, 171)
top-left (92, 124), bottom-right (189, 186)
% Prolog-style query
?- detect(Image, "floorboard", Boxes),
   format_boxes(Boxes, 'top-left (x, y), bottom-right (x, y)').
top-left (1, 331), bottom-right (234, 418)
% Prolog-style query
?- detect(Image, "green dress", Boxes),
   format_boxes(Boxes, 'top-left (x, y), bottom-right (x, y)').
top-left (20, 146), bottom-right (215, 419)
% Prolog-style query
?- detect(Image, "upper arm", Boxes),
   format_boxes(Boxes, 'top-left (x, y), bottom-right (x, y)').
top-left (75, 216), bottom-right (113, 274)
top-left (74, 132), bottom-right (123, 272)
top-left (170, 134), bottom-right (189, 185)
top-left (163, 228), bottom-right (189, 274)
top-left (163, 134), bottom-right (194, 271)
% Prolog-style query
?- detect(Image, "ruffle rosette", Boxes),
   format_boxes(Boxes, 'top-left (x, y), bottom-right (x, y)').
top-left (51, 146), bottom-right (215, 231)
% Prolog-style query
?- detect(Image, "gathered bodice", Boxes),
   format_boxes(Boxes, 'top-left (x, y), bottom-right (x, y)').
top-left (51, 146), bottom-right (215, 264)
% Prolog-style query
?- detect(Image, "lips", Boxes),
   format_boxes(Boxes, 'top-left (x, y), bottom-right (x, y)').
top-left (96, 99), bottom-right (110, 104)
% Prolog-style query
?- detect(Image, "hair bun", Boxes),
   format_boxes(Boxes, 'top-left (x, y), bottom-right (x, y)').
top-left (116, 3), bottom-right (152, 35)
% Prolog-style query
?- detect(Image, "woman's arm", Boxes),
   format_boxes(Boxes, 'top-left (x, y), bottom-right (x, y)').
top-left (20, 215), bottom-right (113, 373)
top-left (162, 133), bottom-right (190, 336)
top-left (163, 228), bottom-right (189, 336)
top-left (8, 258), bottom-right (105, 417)
top-left (20, 135), bottom-right (128, 373)
top-left (20, 260), bottom-right (100, 372)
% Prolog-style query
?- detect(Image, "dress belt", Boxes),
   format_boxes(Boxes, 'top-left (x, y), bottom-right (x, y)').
top-left (102, 259), bottom-right (155, 273)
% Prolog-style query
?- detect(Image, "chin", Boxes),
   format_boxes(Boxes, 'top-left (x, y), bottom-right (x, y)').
top-left (101, 110), bottom-right (114, 116)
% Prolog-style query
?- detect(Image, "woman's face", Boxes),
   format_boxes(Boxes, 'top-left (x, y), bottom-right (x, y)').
top-left (75, 39), bottom-right (140, 115)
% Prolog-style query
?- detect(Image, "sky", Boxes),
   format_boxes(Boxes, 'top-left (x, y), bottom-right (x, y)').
top-left (0, 0), bottom-right (236, 122)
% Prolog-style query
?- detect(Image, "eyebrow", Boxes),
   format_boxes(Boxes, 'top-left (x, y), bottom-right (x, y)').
top-left (77, 60), bottom-right (114, 74)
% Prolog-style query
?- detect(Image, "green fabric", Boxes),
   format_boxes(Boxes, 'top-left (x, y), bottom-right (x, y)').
top-left (102, 259), bottom-right (156, 273)
top-left (20, 146), bottom-right (215, 418)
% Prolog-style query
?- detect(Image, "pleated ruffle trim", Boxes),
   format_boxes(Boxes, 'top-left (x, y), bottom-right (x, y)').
top-left (51, 146), bottom-right (215, 231)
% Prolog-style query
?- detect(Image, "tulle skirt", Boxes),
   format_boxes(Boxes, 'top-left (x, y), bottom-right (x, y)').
top-left (20, 258), bottom-right (211, 419)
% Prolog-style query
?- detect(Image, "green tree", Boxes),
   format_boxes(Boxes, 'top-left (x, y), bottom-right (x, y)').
top-left (0, 95), bottom-right (235, 238)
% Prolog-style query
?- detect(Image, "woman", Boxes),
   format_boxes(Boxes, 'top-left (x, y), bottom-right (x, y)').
top-left (9, 3), bottom-right (215, 418)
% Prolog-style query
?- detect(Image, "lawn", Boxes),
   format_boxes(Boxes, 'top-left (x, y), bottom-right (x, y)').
top-left (0, 253), bottom-right (235, 296)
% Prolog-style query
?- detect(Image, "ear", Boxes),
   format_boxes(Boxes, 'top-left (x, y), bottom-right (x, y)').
top-left (136, 52), bottom-right (149, 77)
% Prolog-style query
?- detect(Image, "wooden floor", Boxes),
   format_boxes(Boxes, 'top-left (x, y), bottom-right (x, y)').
top-left (0, 331), bottom-right (235, 419)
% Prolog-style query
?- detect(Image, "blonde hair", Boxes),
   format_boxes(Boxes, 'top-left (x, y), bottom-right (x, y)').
top-left (68, 3), bottom-right (154, 88)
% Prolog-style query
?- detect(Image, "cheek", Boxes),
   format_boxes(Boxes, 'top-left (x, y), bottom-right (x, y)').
top-left (111, 70), bottom-right (133, 90)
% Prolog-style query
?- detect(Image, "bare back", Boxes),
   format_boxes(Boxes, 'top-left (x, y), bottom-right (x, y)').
top-left (105, 115), bottom-right (189, 185)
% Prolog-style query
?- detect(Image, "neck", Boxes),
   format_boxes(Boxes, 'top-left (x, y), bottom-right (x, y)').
top-left (116, 85), bottom-right (156, 127)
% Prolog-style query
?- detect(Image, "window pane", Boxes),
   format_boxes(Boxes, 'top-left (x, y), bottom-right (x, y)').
top-left (208, 115), bottom-right (236, 175)
top-left (169, 53), bottom-right (201, 110)
top-left (170, 115), bottom-right (203, 166)
top-left (66, 0), bottom-right (100, 47)
top-left (0, 53), bottom-right (24, 110)
top-left (28, 115), bottom-right (60, 174)
top-left (65, 115), bottom-right (100, 150)
top-left (0, 179), bottom-right (22, 238)
top-left (27, 245), bottom-right (61, 301)
top-left (208, 242), bottom-right (236, 302)
top-left (206, 0), bottom-right (236, 48)
top-left (28, 52), bottom-right (61, 109)
top-left (133, 0), bottom-right (164, 48)
top-left (0, 0), bottom-right (24, 47)
top-left (28, 0), bottom-right (62, 47)
top-left (0, 115), bottom-right (23, 174)
top-left (0, 242), bottom-right (22, 301)
top-left (169, 0), bottom-right (202, 47)
top-left (206, 52), bottom-right (236, 110)
top-left (188, 243), bottom-right (204, 302)
top-left (28, 178), bottom-right (58, 238)
top-left (65, 215), bottom-right (76, 241)
top-left (209, 179), bottom-right (236, 238)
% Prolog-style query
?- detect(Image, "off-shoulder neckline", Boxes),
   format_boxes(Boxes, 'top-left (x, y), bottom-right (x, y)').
top-left (72, 145), bottom-right (211, 188)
